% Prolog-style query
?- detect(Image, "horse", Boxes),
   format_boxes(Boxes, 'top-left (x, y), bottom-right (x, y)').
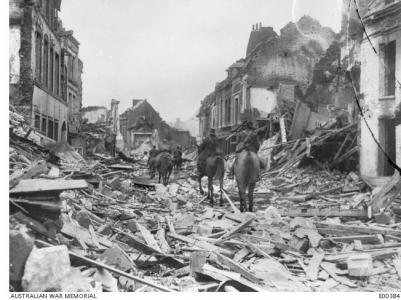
top-left (156, 152), bottom-right (173, 186)
top-left (197, 154), bottom-right (225, 206)
top-left (233, 149), bottom-right (260, 212)
top-left (172, 150), bottom-right (182, 170)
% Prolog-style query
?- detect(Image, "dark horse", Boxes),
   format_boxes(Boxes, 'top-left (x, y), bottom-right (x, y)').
top-left (233, 150), bottom-right (260, 212)
top-left (155, 153), bottom-right (173, 186)
top-left (197, 155), bottom-right (225, 206)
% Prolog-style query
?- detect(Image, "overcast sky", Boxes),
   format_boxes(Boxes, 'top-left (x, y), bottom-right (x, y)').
top-left (59, 0), bottom-right (343, 123)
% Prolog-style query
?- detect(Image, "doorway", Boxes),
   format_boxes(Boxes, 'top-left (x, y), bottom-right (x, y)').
top-left (378, 118), bottom-right (396, 176)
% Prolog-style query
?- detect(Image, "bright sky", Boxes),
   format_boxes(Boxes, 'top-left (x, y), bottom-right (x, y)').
top-left (59, 0), bottom-right (343, 123)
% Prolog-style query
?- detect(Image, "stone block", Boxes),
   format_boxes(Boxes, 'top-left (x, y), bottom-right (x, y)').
top-left (22, 245), bottom-right (71, 292)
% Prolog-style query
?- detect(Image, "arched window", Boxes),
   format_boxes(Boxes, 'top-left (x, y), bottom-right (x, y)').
top-left (35, 31), bottom-right (42, 82)
top-left (43, 35), bottom-right (49, 87)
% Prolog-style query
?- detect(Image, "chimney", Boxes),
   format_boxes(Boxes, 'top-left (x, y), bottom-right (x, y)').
top-left (259, 22), bottom-right (262, 29)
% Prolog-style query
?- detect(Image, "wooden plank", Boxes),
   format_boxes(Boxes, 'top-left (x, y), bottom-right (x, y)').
top-left (233, 248), bottom-right (251, 262)
top-left (320, 262), bottom-right (357, 288)
top-left (305, 252), bottom-right (324, 281)
top-left (315, 222), bottom-right (401, 237)
top-left (242, 239), bottom-right (272, 259)
top-left (115, 229), bottom-right (162, 256)
top-left (168, 233), bottom-right (233, 257)
top-left (136, 222), bottom-right (162, 253)
top-left (323, 234), bottom-right (383, 244)
top-left (61, 221), bottom-right (111, 249)
top-left (286, 208), bottom-right (367, 218)
top-left (10, 179), bottom-right (88, 194)
top-left (210, 252), bottom-right (261, 284)
top-left (221, 189), bottom-right (240, 213)
top-left (216, 217), bottom-right (255, 242)
top-left (324, 248), bottom-right (401, 263)
top-left (10, 198), bottom-right (64, 211)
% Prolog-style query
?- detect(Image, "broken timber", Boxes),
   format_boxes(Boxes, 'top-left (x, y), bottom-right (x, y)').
top-left (286, 207), bottom-right (368, 218)
top-left (315, 222), bottom-right (401, 237)
top-left (10, 179), bottom-right (88, 194)
top-left (168, 232), bottom-right (233, 257)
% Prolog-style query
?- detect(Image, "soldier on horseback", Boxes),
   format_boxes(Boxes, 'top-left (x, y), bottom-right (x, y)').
top-left (230, 121), bottom-right (266, 175)
top-left (197, 128), bottom-right (219, 170)
top-left (197, 128), bottom-right (225, 206)
top-left (173, 145), bottom-right (183, 169)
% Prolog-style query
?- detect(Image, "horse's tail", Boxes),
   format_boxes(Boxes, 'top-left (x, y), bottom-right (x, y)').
top-left (214, 156), bottom-right (225, 180)
top-left (238, 150), bottom-right (256, 189)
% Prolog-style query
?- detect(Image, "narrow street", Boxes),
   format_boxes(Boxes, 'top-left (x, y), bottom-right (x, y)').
top-left (8, 0), bottom-right (401, 295)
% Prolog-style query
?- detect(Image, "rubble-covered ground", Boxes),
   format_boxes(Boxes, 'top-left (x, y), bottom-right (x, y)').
top-left (9, 107), bottom-right (401, 292)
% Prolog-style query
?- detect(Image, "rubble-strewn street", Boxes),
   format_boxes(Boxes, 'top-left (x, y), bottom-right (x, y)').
top-left (8, 0), bottom-right (401, 295)
top-left (9, 106), bottom-right (401, 292)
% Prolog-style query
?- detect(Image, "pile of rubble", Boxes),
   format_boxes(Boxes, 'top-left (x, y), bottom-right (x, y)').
top-left (9, 108), bottom-right (401, 292)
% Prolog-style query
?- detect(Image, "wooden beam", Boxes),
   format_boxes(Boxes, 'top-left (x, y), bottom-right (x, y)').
top-left (221, 189), bottom-right (240, 213)
top-left (168, 233), bottom-right (233, 257)
top-left (10, 179), bottom-right (88, 194)
top-left (209, 252), bottom-right (261, 284)
top-left (216, 217), bottom-right (255, 242)
top-left (285, 208), bottom-right (368, 218)
top-left (315, 222), bottom-right (401, 237)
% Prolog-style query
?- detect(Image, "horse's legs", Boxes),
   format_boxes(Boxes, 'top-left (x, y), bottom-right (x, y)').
top-left (158, 171), bottom-right (161, 184)
top-left (208, 176), bottom-right (214, 206)
top-left (219, 177), bottom-right (223, 207)
top-left (248, 181), bottom-right (256, 212)
top-left (198, 174), bottom-right (204, 195)
top-left (237, 182), bottom-right (246, 212)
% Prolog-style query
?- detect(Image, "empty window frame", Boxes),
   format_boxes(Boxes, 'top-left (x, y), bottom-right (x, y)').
top-left (43, 36), bottom-right (49, 87)
top-left (54, 120), bottom-right (59, 141)
top-left (55, 53), bottom-right (60, 96)
top-left (48, 119), bottom-right (54, 139)
top-left (381, 41), bottom-right (396, 96)
top-left (34, 114), bottom-right (41, 130)
top-left (35, 31), bottom-right (42, 82)
top-left (49, 47), bottom-right (54, 92)
top-left (41, 116), bottom-right (47, 135)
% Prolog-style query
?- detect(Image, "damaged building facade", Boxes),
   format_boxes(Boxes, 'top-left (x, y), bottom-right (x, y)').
top-left (9, 0), bottom-right (83, 145)
top-left (120, 99), bottom-right (196, 154)
top-left (359, 0), bottom-right (401, 178)
top-left (198, 17), bottom-right (336, 153)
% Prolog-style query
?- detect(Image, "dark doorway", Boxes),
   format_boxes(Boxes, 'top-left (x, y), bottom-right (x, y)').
top-left (378, 118), bottom-right (396, 176)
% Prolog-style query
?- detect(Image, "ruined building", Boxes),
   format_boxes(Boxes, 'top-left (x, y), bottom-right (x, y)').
top-left (120, 99), bottom-right (196, 153)
top-left (359, 0), bottom-right (401, 178)
top-left (9, 0), bottom-right (83, 144)
top-left (198, 17), bottom-right (336, 153)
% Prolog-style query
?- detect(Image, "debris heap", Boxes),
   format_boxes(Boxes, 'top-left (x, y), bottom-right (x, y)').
top-left (9, 108), bottom-right (401, 292)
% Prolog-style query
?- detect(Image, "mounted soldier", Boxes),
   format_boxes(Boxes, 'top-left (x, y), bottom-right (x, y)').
top-left (173, 145), bottom-right (183, 169)
top-left (197, 129), bottom-right (219, 171)
top-left (197, 128), bottom-right (225, 206)
top-left (230, 120), bottom-right (266, 212)
top-left (230, 121), bottom-right (266, 175)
